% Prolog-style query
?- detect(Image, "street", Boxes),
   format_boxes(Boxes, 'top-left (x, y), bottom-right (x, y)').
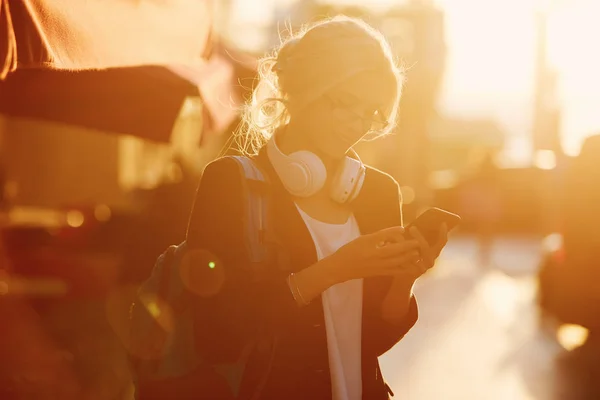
top-left (380, 235), bottom-right (567, 400)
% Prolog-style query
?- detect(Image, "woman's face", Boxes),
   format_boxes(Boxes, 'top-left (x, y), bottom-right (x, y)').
top-left (291, 70), bottom-right (397, 160)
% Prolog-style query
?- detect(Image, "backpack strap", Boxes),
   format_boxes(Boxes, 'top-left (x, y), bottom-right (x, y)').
top-left (224, 156), bottom-right (278, 398)
top-left (227, 155), bottom-right (272, 265)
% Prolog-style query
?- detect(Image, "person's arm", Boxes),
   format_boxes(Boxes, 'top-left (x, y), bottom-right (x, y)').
top-left (365, 279), bottom-right (418, 357)
top-left (186, 157), bottom-right (336, 361)
top-left (363, 179), bottom-right (419, 357)
top-left (380, 277), bottom-right (416, 324)
top-left (380, 180), bottom-right (418, 323)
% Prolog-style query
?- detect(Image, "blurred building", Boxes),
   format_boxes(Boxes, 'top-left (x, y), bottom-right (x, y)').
top-left (428, 117), bottom-right (505, 171)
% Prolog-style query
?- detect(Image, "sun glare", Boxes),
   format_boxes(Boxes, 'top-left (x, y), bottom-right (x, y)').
top-left (547, 0), bottom-right (600, 155)
top-left (234, 0), bottom-right (599, 160)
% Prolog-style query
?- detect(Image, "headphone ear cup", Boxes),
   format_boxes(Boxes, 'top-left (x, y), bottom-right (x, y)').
top-left (330, 157), bottom-right (365, 203)
top-left (266, 134), bottom-right (328, 197)
top-left (287, 151), bottom-right (327, 197)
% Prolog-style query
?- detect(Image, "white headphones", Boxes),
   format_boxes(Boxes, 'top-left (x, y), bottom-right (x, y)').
top-left (266, 133), bottom-right (366, 204)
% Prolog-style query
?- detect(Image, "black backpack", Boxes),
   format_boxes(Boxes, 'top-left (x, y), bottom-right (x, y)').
top-left (128, 156), bottom-right (276, 399)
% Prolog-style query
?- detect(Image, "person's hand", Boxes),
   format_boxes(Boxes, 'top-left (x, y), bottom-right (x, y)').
top-left (407, 224), bottom-right (448, 279)
top-left (325, 226), bottom-right (421, 284)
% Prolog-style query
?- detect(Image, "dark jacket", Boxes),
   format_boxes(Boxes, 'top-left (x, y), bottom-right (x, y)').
top-left (186, 147), bottom-right (418, 400)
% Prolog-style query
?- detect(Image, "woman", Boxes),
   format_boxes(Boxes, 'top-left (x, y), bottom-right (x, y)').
top-left (186, 16), bottom-right (448, 400)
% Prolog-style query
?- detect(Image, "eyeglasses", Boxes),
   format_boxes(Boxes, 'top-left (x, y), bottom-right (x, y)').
top-left (326, 94), bottom-right (390, 133)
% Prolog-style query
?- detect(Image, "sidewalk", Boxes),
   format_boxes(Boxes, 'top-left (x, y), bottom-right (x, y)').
top-left (380, 235), bottom-right (565, 400)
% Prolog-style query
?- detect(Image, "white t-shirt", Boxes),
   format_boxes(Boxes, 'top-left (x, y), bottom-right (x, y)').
top-left (296, 205), bottom-right (363, 400)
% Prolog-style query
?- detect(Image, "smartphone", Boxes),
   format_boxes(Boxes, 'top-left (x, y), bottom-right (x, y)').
top-left (405, 207), bottom-right (461, 245)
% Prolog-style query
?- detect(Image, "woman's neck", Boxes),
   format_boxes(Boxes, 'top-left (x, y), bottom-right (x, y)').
top-left (276, 123), bottom-right (337, 172)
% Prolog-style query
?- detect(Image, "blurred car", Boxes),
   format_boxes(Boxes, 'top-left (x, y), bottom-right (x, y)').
top-left (537, 135), bottom-right (600, 335)
top-left (537, 232), bottom-right (567, 328)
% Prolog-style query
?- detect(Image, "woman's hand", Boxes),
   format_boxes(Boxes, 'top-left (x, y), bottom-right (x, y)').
top-left (380, 224), bottom-right (449, 324)
top-left (291, 225), bottom-right (447, 307)
top-left (405, 224), bottom-right (449, 279)
top-left (325, 226), bottom-right (422, 284)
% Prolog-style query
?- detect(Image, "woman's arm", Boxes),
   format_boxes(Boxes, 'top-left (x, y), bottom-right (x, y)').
top-left (380, 179), bottom-right (419, 324)
top-left (380, 277), bottom-right (416, 324)
top-left (186, 157), bottom-right (338, 361)
top-left (363, 178), bottom-right (419, 357)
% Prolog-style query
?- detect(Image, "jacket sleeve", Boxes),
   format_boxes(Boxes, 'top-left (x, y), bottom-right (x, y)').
top-left (363, 178), bottom-right (419, 357)
top-left (185, 157), bottom-right (300, 362)
top-left (367, 291), bottom-right (419, 357)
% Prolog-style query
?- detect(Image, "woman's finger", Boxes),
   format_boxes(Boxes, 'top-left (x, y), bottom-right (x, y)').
top-left (381, 261), bottom-right (424, 279)
top-left (375, 251), bottom-right (421, 270)
top-left (375, 240), bottom-right (420, 259)
top-left (409, 226), bottom-right (432, 254)
top-left (398, 251), bottom-right (422, 265)
top-left (408, 261), bottom-right (427, 276)
top-left (408, 226), bottom-right (427, 247)
top-left (372, 226), bottom-right (406, 246)
top-left (399, 258), bottom-right (433, 278)
top-left (417, 258), bottom-right (434, 273)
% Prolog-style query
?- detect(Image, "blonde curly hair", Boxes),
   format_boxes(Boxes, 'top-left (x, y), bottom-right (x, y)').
top-left (233, 15), bottom-right (405, 156)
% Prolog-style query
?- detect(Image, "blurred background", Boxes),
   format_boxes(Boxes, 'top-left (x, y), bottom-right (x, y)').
top-left (1, 0), bottom-right (599, 399)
